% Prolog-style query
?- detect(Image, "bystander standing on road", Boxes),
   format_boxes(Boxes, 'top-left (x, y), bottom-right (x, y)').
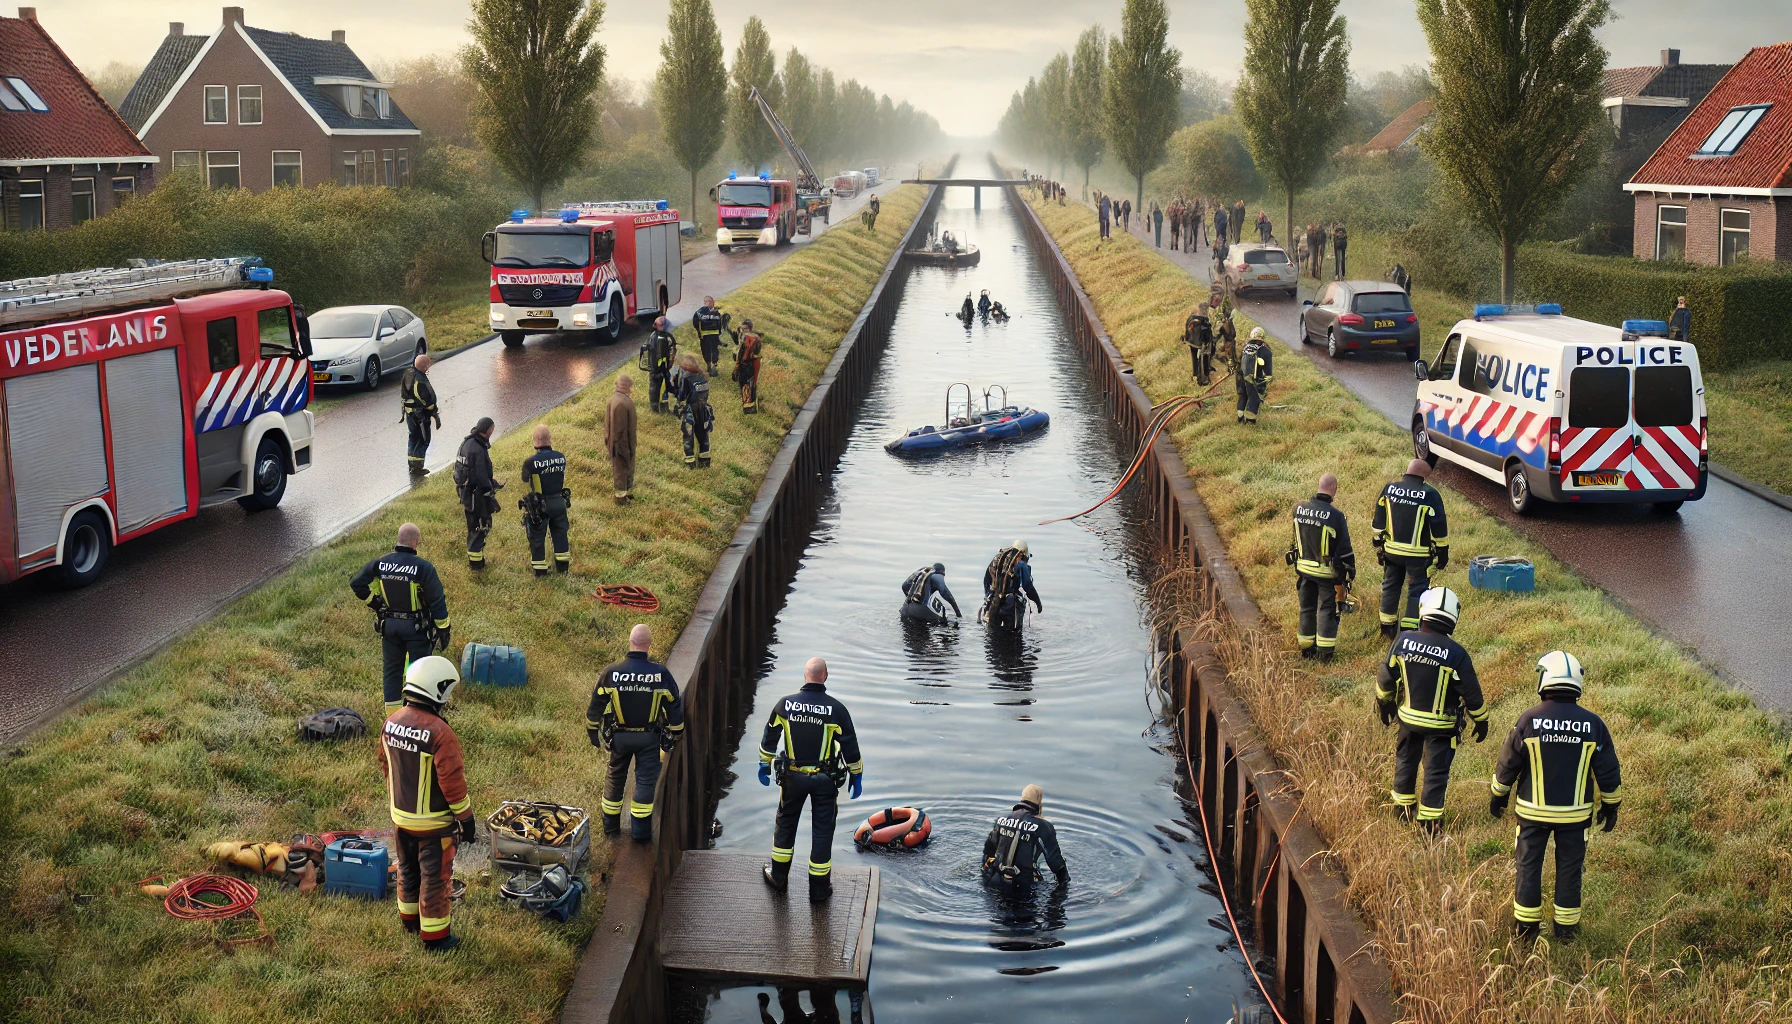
top-left (1098, 193), bottom-right (1112, 240)
top-left (1333, 224), bottom-right (1349, 278)
top-left (1315, 223), bottom-right (1331, 279)
top-left (1232, 199), bottom-right (1246, 243)
top-left (1668, 296), bottom-right (1691, 341)
top-left (605, 376), bottom-right (637, 504)
top-left (1295, 229), bottom-right (1309, 277)
top-left (1152, 201), bottom-right (1163, 247)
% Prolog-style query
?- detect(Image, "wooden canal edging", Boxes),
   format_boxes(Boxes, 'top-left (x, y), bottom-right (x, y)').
top-left (1005, 181), bottom-right (1401, 1024)
top-left (560, 162), bottom-right (954, 1024)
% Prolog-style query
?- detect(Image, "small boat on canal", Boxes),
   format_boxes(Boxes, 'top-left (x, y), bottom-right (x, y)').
top-left (906, 226), bottom-right (981, 267)
top-left (885, 384), bottom-right (1048, 455)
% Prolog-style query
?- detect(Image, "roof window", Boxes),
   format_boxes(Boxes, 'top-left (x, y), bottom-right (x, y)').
top-left (1695, 103), bottom-right (1770, 156)
top-left (1, 77), bottom-right (48, 112)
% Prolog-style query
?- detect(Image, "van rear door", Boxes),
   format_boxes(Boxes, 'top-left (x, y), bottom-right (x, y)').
top-left (1559, 366), bottom-right (1633, 491)
top-left (1630, 363), bottom-right (1701, 490)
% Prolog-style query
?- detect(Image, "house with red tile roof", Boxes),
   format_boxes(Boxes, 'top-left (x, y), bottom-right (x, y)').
top-left (1626, 42), bottom-right (1792, 265)
top-left (1362, 101), bottom-right (1434, 155)
top-left (0, 7), bottom-right (158, 231)
top-left (1602, 50), bottom-right (1731, 146)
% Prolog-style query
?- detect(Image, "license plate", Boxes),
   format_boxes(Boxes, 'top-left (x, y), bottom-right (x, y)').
top-left (312, 371), bottom-right (329, 383)
top-left (1257, 274), bottom-right (1279, 280)
top-left (1573, 470), bottom-right (1625, 488)
top-left (527, 309), bottom-right (552, 317)
top-left (1374, 319), bottom-right (1396, 328)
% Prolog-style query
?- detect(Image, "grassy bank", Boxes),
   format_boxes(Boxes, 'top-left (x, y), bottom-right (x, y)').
top-left (0, 187), bottom-right (927, 1024)
top-left (1022, 189), bottom-right (1792, 1021)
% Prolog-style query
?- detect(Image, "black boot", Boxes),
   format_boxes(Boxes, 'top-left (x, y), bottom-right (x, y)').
top-left (1553, 922), bottom-right (1579, 943)
top-left (1300, 646), bottom-right (1316, 660)
top-left (1316, 648), bottom-right (1335, 663)
top-left (698, 456), bottom-right (711, 468)
top-left (1394, 804), bottom-right (1415, 825)
top-left (556, 562), bottom-right (570, 574)
top-left (1419, 818), bottom-right (1442, 839)
top-left (763, 861), bottom-right (789, 892)
top-left (809, 872), bottom-right (833, 904)
top-left (1380, 622), bottom-right (1399, 640)
top-left (631, 813), bottom-right (653, 843)
top-left (402, 917), bottom-right (420, 934)
top-left (534, 568), bottom-right (549, 579)
top-left (423, 933), bottom-right (461, 953)
top-left (602, 812), bottom-right (621, 836)
top-left (1515, 919), bottom-right (1541, 943)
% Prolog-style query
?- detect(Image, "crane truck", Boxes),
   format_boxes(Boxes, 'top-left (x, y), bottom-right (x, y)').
top-left (712, 86), bottom-right (834, 253)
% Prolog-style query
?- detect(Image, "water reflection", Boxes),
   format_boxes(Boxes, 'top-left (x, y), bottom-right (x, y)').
top-left (753, 987), bottom-right (864, 1024)
top-left (900, 615), bottom-right (959, 687)
top-left (983, 625), bottom-right (1039, 693)
top-left (985, 875), bottom-right (1070, 967)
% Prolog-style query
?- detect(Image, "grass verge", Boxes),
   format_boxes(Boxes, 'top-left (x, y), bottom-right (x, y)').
top-left (0, 186), bottom-right (927, 1024)
top-left (1022, 189), bottom-right (1792, 1021)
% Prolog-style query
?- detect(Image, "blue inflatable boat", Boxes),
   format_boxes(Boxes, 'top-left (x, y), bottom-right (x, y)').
top-left (886, 384), bottom-right (1049, 455)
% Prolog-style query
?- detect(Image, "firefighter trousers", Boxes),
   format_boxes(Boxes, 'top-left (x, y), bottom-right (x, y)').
top-left (681, 404), bottom-right (712, 466)
top-left (739, 362), bottom-right (760, 413)
top-left (380, 632), bottom-right (435, 708)
top-left (1514, 821), bottom-right (1588, 927)
top-left (1380, 553), bottom-right (1431, 629)
top-left (396, 824), bottom-right (457, 941)
top-left (464, 506), bottom-right (492, 568)
top-left (527, 501), bottom-right (570, 574)
top-left (603, 730), bottom-right (663, 826)
top-left (771, 770), bottom-right (839, 893)
top-left (1296, 574), bottom-right (1340, 651)
top-left (1189, 345), bottom-right (1213, 386)
top-left (1391, 726), bottom-right (1457, 821)
top-left (649, 365), bottom-right (672, 412)
top-left (1235, 376), bottom-right (1263, 422)
top-left (699, 331), bottom-right (721, 371)
top-left (405, 415), bottom-right (433, 469)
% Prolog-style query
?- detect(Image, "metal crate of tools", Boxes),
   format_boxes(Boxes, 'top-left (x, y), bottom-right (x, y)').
top-left (487, 800), bottom-right (591, 875)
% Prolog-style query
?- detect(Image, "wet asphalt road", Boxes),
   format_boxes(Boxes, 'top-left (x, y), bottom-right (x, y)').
top-left (0, 181), bottom-right (903, 745)
top-left (1127, 217), bottom-right (1792, 713)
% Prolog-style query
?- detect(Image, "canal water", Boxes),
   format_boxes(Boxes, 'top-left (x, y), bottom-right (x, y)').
top-left (679, 165), bottom-right (1260, 1023)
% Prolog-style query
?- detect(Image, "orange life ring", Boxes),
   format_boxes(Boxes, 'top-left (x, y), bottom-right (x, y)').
top-left (854, 807), bottom-right (931, 850)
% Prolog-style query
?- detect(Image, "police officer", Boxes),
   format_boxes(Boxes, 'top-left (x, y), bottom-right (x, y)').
top-left (1185, 303), bottom-right (1216, 386)
top-left (1375, 588), bottom-right (1487, 835)
top-left (585, 623), bottom-right (685, 841)
top-left (732, 318), bottom-right (762, 414)
top-left (757, 656), bottom-right (864, 903)
top-left (1372, 459), bottom-right (1449, 639)
top-left (379, 655), bottom-right (477, 952)
top-left (981, 784), bottom-right (1069, 895)
top-left (981, 539), bottom-right (1042, 628)
top-left (520, 424), bottom-right (571, 576)
top-left (1289, 473), bottom-right (1355, 660)
top-left (400, 353), bottom-right (441, 475)
top-left (1236, 327), bottom-right (1272, 424)
top-left (646, 317), bottom-right (678, 414)
top-left (350, 522), bottom-right (451, 709)
top-left (671, 353), bottom-right (714, 468)
top-left (1491, 651), bottom-right (1621, 942)
top-left (454, 417), bottom-right (501, 571)
top-left (900, 562), bottom-right (962, 625)
top-left (693, 295), bottom-right (726, 376)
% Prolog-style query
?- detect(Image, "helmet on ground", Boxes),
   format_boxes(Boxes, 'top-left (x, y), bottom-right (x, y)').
top-left (403, 655), bottom-right (461, 706)
top-left (1011, 539), bottom-right (1028, 555)
top-left (1417, 587), bottom-right (1460, 632)
top-left (1250, 327), bottom-right (1265, 341)
top-left (1536, 651), bottom-right (1584, 698)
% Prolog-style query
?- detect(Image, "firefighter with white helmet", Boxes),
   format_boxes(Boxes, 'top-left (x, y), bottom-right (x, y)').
top-left (379, 655), bottom-right (477, 952)
top-left (1374, 587), bottom-right (1487, 836)
top-left (1236, 327), bottom-right (1272, 424)
top-left (1490, 651), bottom-right (1622, 942)
top-left (980, 539), bottom-right (1042, 628)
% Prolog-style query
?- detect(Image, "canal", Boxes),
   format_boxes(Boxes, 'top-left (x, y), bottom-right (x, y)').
top-left (678, 165), bottom-right (1261, 1022)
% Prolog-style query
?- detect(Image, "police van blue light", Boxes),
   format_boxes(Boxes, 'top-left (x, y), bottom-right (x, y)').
top-left (1620, 319), bottom-right (1669, 338)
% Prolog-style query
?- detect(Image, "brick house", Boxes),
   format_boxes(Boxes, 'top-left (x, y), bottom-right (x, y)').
top-left (1627, 42), bottom-right (1792, 265)
top-left (119, 6), bottom-right (419, 192)
top-left (1602, 50), bottom-right (1731, 147)
top-left (0, 7), bottom-right (158, 232)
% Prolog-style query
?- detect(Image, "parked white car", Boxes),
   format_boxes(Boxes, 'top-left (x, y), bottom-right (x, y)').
top-left (307, 305), bottom-right (427, 391)
top-left (1218, 244), bottom-right (1298, 298)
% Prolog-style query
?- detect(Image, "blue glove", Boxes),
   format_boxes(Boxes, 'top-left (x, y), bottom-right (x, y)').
top-left (849, 773), bottom-right (863, 800)
top-left (757, 763), bottom-right (772, 787)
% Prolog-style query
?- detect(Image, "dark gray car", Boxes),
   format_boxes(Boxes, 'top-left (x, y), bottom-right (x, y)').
top-left (1298, 280), bottom-right (1421, 360)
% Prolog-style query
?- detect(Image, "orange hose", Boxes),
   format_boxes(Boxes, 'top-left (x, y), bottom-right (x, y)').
top-left (592, 585), bottom-right (661, 613)
top-left (1040, 377), bottom-right (1231, 526)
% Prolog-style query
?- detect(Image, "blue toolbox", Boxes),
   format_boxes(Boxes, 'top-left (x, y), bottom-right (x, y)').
top-left (323, 838), bottom-right (389, 899)
top-left (1469, 555), bottom-right (1535, 592)
top-left (462, 642), bottom-right (528, 687)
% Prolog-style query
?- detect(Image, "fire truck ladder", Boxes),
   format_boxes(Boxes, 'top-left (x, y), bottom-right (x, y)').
top-left (749, 84), bottom-right (823, 193)
top-left (562, 201), bottom-right (669, 215)
top-left (0, 257), bottom-right (271, 329)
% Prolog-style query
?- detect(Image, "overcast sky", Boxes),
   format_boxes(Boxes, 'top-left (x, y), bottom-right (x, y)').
top-left (38, 0), bottom-right (1792, 136)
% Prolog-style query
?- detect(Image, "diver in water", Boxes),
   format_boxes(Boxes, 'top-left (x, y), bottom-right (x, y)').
top-left (980, 540), bottom-right (1042, 629)
top-left (900, 562), bottom-right (962, 626)
top-left (959, 293), bottom-right (975, 320)
top-left (989, 300), bottom-right (1009, 321)
top-left (982, 784), bottom-right (1068, 896)
top-left (978, 290), bottom-right (993, 317)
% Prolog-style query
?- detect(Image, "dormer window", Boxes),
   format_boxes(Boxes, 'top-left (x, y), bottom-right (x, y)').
top-left (317, 78), bottom-right (391, 119)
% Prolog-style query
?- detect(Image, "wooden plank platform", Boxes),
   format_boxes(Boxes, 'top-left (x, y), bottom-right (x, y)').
top-left (657, 851), bottom-right (878, 986)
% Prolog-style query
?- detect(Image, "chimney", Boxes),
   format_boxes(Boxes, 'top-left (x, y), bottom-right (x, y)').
top-left (331, 29), bottom-right (345, 44)
top-left (1662, 48), bottom-right (1681, 67)
top-left (169, 21), bottom-right (183, 37)
top-left (18, 7), bottom-right (36, 20)
top-left (222, 6), bottom-right (243, 26)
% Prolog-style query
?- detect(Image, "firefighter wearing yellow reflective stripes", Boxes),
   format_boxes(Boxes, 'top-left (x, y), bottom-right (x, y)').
top-left (349, 522), bottom-right (451, 708)
top-left (758, 657), bottom-right (864, 904)
top-left (1490, 651), bottom-right (1621, 942)
top-left (379, 656), bottom-right (475, 953)
top-left (1289, 473), bottom-right (1355, 660)
top-left (520, 425), bottom-right (571, 576)
top-left (586, 624), bottom-right (684, 842)
top-left (1376, 588), bottom-right (1486, 836)
top-left (1372, 459), bottom-right (1449, 638)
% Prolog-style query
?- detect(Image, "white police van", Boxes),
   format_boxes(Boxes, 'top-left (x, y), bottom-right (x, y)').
top-left (1412, 304), bottom-right (1707, 515)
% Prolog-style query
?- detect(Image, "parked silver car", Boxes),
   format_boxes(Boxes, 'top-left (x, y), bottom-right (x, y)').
top-left (307, 305), bottom-right (427, 390)
top-left (1218, 244), bottom-right (1298, 298)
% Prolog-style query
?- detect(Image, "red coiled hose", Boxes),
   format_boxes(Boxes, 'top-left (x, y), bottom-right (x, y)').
top-left (593, 585), bottom-right (661, 613)
top-left (162, 873), bottom-right (260, 921)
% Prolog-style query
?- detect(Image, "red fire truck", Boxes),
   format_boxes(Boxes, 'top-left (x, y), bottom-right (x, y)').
top-left (0, 258), bottom-right (315, 589)
top-left (481, 201), bottom-right (683, 348)
top-left (713, 172), bottom-right (801, 252)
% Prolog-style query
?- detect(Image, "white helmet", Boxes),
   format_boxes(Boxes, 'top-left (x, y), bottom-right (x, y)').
top-left (1011, 539), bottom-right (1029, 555)
top-left (402, 655), bottom-right (461, 706)
top-left (1249, 327), bottom-right (1265, 340)
top-left (1417, 587), bottom-right (1460, 632)
top-left (1536, 651), bottom-right (1584, 698)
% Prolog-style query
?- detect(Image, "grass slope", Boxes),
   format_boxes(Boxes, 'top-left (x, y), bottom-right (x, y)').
top-left (1023, 190), bottom-right (1792, 1021)
top-left (0, 186), bottom-right (926, 1024)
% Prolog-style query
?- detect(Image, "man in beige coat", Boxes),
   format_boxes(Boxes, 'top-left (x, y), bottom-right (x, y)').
top-left (606, 376), bottom-right (637, 504)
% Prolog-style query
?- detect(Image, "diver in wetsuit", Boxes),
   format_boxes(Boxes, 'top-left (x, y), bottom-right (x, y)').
top-left (900, 563), bottom-right (962, 625)
top-left (959, 294), bottom-right (975, 320)
top-left (982, 784), bottom-right (1068, 896)
top-left (980, 540), bottom-right (1042, 629)
top-left (978, 290), bottom-right (993, 317)
top-left (989, 300), bottom-right (1009, 321)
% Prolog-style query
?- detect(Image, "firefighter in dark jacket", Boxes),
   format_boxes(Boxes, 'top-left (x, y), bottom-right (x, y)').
top-left (900, 562), bottom-right (961, 625)
top-left (585, 624), bottom-right (685, 841)
top-left (981, 540), bottom-right (1042, 628)
top-left (520, 424), bottom-right (571, 576)
top-left (1236, 328), bottom-right (1272, 423)
top-left (758, 657), bottom-right (864, 903)
top-left (1289, 473), bottom-right (1355, 660)
top-left (693, 296), bottom-right (727, 376)
top-left (400, 353), bottom-right (441, 474)
top-left (732, 318), bottom-right (763, 414)
top-left (1372, 459), bottom-right (1449, 637)
top-left (379, 655), bottom-right (475, 952)
top-left (350, 522), bottom-right (451, 708)
top-left (1376, 588), bottom-right (1487, 836)
top-left (454, 418), bottom-right (502, 570)
top-left (1491, 651), bottom-right (1621, 942)
top-left (645, 317), bottom-right (678, 413)
top-left (1184, 304), bottom-right (1216, 386)
top-left (672, 353), bottom-right (715, 468)
top-left (982, 783), bottom-right (1069, 896)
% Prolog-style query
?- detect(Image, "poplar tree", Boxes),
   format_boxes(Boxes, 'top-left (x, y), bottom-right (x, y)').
top-left (462, 0), bottom-right (607, 211)
top-left (781, 48), bottom-right (819, 156)
top-left (1418, 0), bottom-right (1610, 300)
top-left (1103, 0), bottom-right (1182, 209)
top-left (657, 0), bottom-right (728, 221)
top-left (1039, 53), bottom-right (1072, 180)
top-left (730, 16), bottom-right (781, 171)
top-left (1234, 0), bottom-right (1351, 253)
top-left (1067, 25), bottom-right (1107, 197)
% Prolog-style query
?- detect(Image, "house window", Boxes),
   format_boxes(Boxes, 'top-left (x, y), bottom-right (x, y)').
top-left (172, 150), bottom-right (201, 172)
top-left (204, 85), bottom-right (228, 124)
top-left (2, 76), bottom-right (47, 112)
top-left (361, 86), bottom-right (379, 119)
top-left (238, 85), bottom-right (262, 125)
top-left (340, 151), bottom-right (358, 185)
top-left (360, 149), bottom-right (375, 184)
top-left (1695, 104), bottom-right (1771, 157)
top-left (0, 78), bottom-right (24, 111)
top-left (272, 151), bottom-right (302, 188)
top-left (17, 179), bottom-right (44, 230)
top-left (112, 176), bottom-right (136, 204)
top-left (382, 149), bottom-right (395, 186)
top-left (206, 150), bottom-right (241, 189)
top-left (397, 148), bottom-right (410, 187)
top-left (1655, 205), bottom-right (1687, 261)
top-left (1721, 209), bottom-right (1750, 265)
top-left (71, 178), bottom-right (95, 225)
